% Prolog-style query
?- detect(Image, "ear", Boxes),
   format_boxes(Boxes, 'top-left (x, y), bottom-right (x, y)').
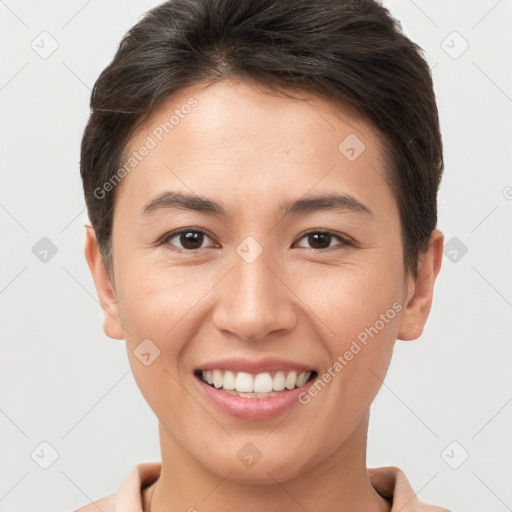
top-left (397, 229), bottom-right (444, 341)
top-left (84, 226), bottom-right (125, 340)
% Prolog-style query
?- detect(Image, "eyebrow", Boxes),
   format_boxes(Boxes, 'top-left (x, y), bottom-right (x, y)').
top-left (141, 191), bottom-right (373, 218)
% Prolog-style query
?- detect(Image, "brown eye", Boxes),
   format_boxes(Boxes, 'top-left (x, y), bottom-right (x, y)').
top-left (296, 231), bottom-right (348, 250)
top-left (163, 229), bottom-right (214, 250)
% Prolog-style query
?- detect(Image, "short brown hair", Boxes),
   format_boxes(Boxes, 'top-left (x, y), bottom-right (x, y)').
top-left (80, 0), bottom-right (443, 276)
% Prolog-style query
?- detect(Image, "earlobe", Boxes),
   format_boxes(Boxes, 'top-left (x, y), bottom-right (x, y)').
top-left (84, 226), bottom-right (125, 340)
top-left (397, 229), bottom-right (444, 341)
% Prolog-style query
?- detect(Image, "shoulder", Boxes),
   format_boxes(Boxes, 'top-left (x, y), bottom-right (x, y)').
top-left (73, 462), bottom-right (161, 512)
top-left (73, 493), bottom-right (115, 512)
top-left (368, 465), bottom-right (451, 512)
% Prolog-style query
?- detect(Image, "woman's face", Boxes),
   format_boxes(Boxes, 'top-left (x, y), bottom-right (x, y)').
top-left (89, 79), bottom-right (434, 483)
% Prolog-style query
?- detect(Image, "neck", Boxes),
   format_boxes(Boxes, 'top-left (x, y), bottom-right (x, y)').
top-left (148, 410), bottom-right (390, 512)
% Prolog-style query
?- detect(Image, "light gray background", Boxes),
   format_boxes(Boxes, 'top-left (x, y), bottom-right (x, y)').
top-left (1, 1), bottom-right (511, 511)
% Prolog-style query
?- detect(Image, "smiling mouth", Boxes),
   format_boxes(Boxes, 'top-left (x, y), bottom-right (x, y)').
top-left (194, 369), bottom-right (317, 398)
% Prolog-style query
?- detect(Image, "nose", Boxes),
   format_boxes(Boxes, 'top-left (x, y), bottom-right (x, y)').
top-left (212, 247), bottom-right (298, 342)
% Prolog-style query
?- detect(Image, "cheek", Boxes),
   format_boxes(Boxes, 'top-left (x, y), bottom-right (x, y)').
top-left (297, 257), bottom-right (403, 412)
top-left (296, 252), bottom-right (404, 339)
top-left (113, 260), bottom-right (222, 406)
top-left (115, 259), bottom-right (213, 341)
top-left (115, 264), bottom-right (200, 418)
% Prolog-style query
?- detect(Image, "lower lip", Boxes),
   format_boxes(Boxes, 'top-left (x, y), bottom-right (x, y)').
top-left (194, 375), bottom-right (314, 421)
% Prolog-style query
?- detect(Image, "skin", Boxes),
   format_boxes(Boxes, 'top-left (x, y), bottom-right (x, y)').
top-left (85, 78), bottom-right (443, 512)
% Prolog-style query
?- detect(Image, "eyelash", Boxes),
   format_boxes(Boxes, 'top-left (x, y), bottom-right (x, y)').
top-left (158, 228), bottom-right (352, 252)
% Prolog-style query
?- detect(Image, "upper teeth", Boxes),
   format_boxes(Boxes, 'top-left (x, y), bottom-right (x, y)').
top-left (201, 370), bottom-right (311, 393)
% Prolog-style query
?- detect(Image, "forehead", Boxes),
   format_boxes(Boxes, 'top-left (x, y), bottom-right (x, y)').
top-left (115, 78), bottom-right (394, 218)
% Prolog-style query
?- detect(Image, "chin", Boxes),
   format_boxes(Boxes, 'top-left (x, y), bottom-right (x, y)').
top-left (193, 441), bottom-right (317, 486)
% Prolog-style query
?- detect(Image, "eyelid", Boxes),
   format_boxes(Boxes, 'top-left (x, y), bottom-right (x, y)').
top-left (159, 228), bottom-right (352, 251)
top-left (159, 228), bottom-right (217, 250)
top-left (294, 229), bottom-right (352, 249)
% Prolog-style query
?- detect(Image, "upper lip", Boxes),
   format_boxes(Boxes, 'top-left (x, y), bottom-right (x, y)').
top-left (195, 356), bottom-right (316, 375)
